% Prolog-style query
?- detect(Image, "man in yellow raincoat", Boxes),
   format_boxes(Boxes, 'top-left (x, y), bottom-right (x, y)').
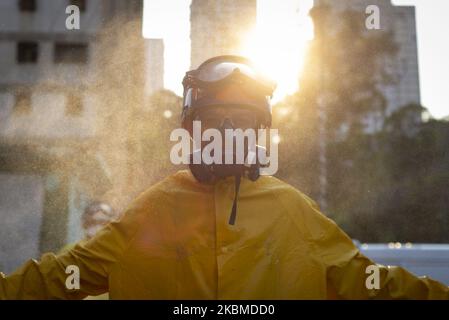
top-left (1, 56), bottom-right (448, 299)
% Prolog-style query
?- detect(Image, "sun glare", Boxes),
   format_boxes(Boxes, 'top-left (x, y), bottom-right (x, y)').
top-left (144, 0), bottom-right (314, 103)
top-left (240, 0), bottom-right (314, 102)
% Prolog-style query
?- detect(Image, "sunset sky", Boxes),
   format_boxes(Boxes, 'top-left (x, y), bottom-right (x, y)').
top-left (143, 0), bottom-right (449, 119)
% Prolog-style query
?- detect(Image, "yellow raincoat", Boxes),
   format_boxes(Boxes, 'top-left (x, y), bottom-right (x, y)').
top-left (1, 170), bottom-right (448, 299)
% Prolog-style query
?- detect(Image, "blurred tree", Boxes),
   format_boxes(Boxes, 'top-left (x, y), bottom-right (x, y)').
top-left (370, 108), bottom-right (449, 242)
top-left (272, 5), bottom-right (448, 242)
top-left (317, 104), bottom-right (449, 242)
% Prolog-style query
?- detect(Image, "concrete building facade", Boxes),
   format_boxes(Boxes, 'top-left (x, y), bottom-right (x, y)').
top-left (145, 38), bottom-right (164, 97)
top-left (190, 0), bottom-right (257, 69)
top-left (0, 0), bottom-right (145, 274)
top-left (314, 0), bottom-right (421, 131)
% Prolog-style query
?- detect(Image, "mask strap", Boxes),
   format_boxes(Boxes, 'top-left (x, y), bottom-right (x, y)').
top-left (228, 174), bottom-right (241, 225)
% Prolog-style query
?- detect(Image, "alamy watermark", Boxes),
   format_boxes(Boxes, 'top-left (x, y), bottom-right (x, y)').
top-left (365, 264), bottom-right (380, 290)
top-left (365, 5), bottom-right (380, 30)
top-left (65, 5), bottom-right (80, 30)
top-left (65, 265), bottom-right (80, 290)
top-left (169, 121), bottom-right (279, 175)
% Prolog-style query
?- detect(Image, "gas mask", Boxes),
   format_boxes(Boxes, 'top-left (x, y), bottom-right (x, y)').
top-left (188, 116), bottom-right (267, 225)
top-left (189, 118), bottom-right (262, 184)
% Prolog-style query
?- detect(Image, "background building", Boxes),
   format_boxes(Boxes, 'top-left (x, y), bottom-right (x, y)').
top-left (190, 0), bottom-right (257, 69)
top-left (0, 0), bottom-right (147, 274)
top-left (145, 38), bottom-right (164, 97)
top-left (314, 0), bottom-right (421, 131)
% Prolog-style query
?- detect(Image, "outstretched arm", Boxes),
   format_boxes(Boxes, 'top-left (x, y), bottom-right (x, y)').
top-left (326, 249), bottom-right (449, 299)
top-left (298, 195), bottom-right (449, 299)
top-left (0, 196), bottom-right (145, 300)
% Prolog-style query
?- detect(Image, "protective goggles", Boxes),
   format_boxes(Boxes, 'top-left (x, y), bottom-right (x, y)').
top-left (182, 56), bottom-right (277, 128)
top-left (194, 108), bottom-right (259, 130)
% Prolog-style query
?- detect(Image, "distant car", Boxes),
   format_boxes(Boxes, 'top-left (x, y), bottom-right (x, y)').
top-left (356, 242), bottom-right (449, 285)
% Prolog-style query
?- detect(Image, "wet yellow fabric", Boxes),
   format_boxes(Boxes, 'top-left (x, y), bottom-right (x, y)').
top-left (58, 243), bottom-right (109, 300)
top-left (1, 170), bottom-right (448, 299)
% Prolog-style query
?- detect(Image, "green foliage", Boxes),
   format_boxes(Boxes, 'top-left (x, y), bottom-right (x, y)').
top-left (330, 109), bottom-right (449, 243)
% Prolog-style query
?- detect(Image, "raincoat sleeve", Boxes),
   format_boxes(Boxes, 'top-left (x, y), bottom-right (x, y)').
top-left (0, 193), bottom-right (147, 300)
top-left (300, 196), bottom-right (449, 300)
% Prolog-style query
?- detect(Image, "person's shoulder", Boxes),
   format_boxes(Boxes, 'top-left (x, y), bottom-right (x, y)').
top-left (255, 175), bottom-right (320, 210)
top-left (151, 169), bottom-right (211, 194)
top-left (126, 170), bottom-right (205, 211)
top-left (257, 176), bottom-right (339, 238)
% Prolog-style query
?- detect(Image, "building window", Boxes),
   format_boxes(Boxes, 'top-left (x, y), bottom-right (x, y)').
top-left (17, 42), bottom-right (38, 64)
top-left (19, 0), bottom-right (36, 12)
top-left (66, 94), bottom-right (83, 116)
top-left (70, 0), bottom-right (86, 12)
top-left (54, 43), bottom-right (88, 64)
top-left (14, 91), bottom-right (32, 115)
